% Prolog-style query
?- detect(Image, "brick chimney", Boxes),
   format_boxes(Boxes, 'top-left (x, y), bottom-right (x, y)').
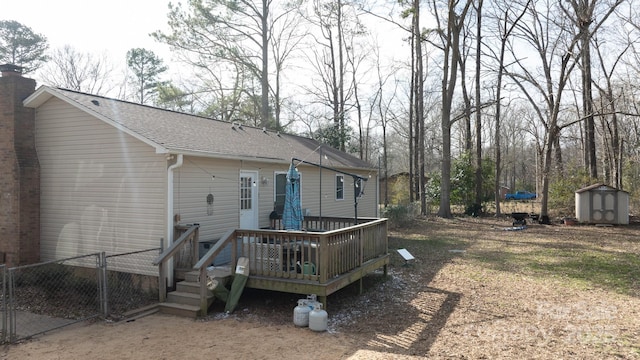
top-left (0, 64), bottom-right (40, 266)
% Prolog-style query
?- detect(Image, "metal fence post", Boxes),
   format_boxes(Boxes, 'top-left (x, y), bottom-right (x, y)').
top-left (1, 265), bottom-right (5, 343)
top-left (100, 252), bottom-right (109, 317)
top-left (8, 269), bottom-right (15, 343)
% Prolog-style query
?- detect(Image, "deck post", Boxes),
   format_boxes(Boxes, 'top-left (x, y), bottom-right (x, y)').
top-left (158, 262), bottom-right (166, 302)
top-left (191, 227), bottom-right (199, 267)
top-left (319, 234), bottom-right (329, 284)
top-left (230, 236), bottom-right (238, 271)
top-left (319, 295), bottom-right (327, 310)
top-left (199, 266), bottom-right (208, 315)
top-left (359, 227), bottom-right (364, 266)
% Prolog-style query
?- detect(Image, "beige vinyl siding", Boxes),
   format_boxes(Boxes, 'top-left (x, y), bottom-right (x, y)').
top-left (253, 161), bottom-right (292, 227)
top-left (173, 159), bottom-right (295, 240)
top-left (172, 158), bottom-right (378, 241)
top-left (294, 164), bottom-right (377, 219)
top-left (257, 162), bottom-right (378, 221)
top-left (173, 157), bottom-right (241, 241)
top-left (36, 98), bottom-right (166, 275)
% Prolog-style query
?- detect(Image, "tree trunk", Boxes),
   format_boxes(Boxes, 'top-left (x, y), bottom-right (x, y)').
top-left (261, 0), bottom-right (269, 129)
top-left (474, 0), bottom-right (483, 209)
top-left (408, 20), bottom-right (415, 204)
top-left (416, 1), bottom-right (426, 215)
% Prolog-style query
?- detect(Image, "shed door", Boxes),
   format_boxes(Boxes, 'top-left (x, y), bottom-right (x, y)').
top-left (239, 171), bottom-right (258, 229)
top-left (591, 190), bottom-right (616, 223)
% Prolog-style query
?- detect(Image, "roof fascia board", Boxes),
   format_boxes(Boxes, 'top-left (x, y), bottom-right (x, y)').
top-left (23, 86), bottom-right (52, 107)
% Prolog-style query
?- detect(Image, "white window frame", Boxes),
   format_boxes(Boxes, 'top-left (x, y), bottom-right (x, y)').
top-left (274, 171), bottom-right (302, 213)
top-left (336, 174), bottom-right (344, 200)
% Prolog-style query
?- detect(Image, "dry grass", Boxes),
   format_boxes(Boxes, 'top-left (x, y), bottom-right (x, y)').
top-left (332, 216), bottom-right (640, 359)
top-left (216, 215), bottom-right (640, 358)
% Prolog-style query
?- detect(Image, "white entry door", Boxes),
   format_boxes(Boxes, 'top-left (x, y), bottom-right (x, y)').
top-left (239, 171), bottom-right (259, 229)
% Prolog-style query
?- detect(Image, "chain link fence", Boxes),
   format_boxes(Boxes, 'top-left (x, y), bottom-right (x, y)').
top-left (7, 254), bottom-right (102, 342)
top-left (3, 248), bottom-right (160, 343)
top-left (104, 249), bottom-right (161, 320)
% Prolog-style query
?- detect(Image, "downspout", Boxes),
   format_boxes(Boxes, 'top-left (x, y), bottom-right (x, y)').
top-left (166, 154), bottom-right (183, 286)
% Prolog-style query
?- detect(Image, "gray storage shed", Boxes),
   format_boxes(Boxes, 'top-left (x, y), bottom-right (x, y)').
top-left (575, 183), bottom-right (629, 225)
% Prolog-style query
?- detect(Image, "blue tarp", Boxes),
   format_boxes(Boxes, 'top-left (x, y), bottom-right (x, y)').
top-left (282, 163), bottom-right (303, 230)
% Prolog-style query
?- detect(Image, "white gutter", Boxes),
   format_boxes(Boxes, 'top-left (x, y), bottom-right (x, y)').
top-left (159, 148), bottom-right (377, 173)
top-left (166, 153), bottom-right (183, 285)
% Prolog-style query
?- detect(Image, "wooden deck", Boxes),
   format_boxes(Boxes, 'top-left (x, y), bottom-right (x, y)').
top-left (157, 216), bottom-right (389, 314)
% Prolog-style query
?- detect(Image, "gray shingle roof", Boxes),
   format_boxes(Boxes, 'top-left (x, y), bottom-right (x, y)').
top-left (575, 183), bottom-right (627, 194)
top-left (28, 86), bottom-right (375, 170)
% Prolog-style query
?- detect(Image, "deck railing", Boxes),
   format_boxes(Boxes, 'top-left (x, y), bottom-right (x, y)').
top-left (189, 217), bottom-right (387, 314)
top-left (271, 215), bottom-right (366, 232)
top-left (197, 217), bottom-right (387, 283)
top-left (153, 224), bottom-right (200, 302)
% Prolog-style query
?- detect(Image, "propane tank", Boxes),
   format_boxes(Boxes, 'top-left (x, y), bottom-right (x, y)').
top-left (293, 299), bottom-right (312, 327)
top-left (306, 294), bottom-right (318, 308)
top-left (309, 303), bottom-right (328, 332)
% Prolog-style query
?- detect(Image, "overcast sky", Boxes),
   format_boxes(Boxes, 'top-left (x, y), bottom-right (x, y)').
top-left (3, 0), bottom-right (175, 68)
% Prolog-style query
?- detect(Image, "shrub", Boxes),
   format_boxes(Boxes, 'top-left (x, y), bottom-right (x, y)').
top-left (465, 203), bottom-right (483, 217)
top-left (382, 203), bottom-right (417, 228)
top-left (549, 168), bottom-right (591, 215)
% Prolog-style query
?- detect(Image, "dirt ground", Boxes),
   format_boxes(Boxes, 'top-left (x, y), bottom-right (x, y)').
top-left (2, 216), bottom-right (639, 359)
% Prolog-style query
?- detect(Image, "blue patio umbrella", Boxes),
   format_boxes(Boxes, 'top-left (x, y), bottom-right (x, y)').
top-left (282, 162), bottom-right (304, 230)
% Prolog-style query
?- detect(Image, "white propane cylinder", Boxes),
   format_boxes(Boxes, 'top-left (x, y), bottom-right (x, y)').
top-left (293, 299), bottom-right (312, 327)
top-left (309, 303), bottom-right (328, 332)
top-left (306, 294), bottom-right (320, 310)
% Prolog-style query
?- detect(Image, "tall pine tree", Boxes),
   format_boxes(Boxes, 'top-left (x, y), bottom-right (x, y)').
top-left (0, 20), bottom-right (48, 73)
top-left (126, 48), bottom-right (167, 105)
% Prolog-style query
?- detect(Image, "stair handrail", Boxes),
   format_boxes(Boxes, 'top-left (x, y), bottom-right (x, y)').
top-left (193, 229), bottom-right (237, 314)
top-left (153, 223), bottom-right (200, 302)
top-left (153, 223), bottom-right (200, 266)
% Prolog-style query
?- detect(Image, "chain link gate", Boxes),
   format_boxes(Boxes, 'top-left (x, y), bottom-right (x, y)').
top-left (7, 254), bottom-right (103, 342)
top-left (3, 248), bottom-right (160, 343)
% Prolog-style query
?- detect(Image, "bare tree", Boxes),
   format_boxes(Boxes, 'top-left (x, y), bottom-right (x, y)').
top-left (502, 0), bottom-right (623, 221)
top-left (473, 0), bottom-right (484, 210)
top-left (300, 0), bottom-right (367, 151)
top-left (370, 40), bottom-right (401, 206)
top-left (154, 0), bottom-right (300, 129)
top-left (504, 0), bottom-right (585, 222)
top-left (591, 33), bottom-right (630, 188)
top-left (347, 35), bottom-right (370, 160)
top-left (562, 0), bottom-right (624, 179)
top-left (484, 0), bottom-right (530, 216)
top-left (39, 45), bottom-right (115, 95)
top-left (430, 0), bottom-right (473, 218)
top-left (269, 3), bottom-right (306, 130)
top-left (413, 0), bottom-right (426, 214)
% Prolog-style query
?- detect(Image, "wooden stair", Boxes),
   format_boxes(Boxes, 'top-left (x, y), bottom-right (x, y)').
top-left (158, 267), bottom-right (231, 318)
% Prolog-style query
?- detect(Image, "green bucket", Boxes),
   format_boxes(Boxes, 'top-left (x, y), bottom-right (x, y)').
top-left (302, 261), bottom-right (316, 275)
